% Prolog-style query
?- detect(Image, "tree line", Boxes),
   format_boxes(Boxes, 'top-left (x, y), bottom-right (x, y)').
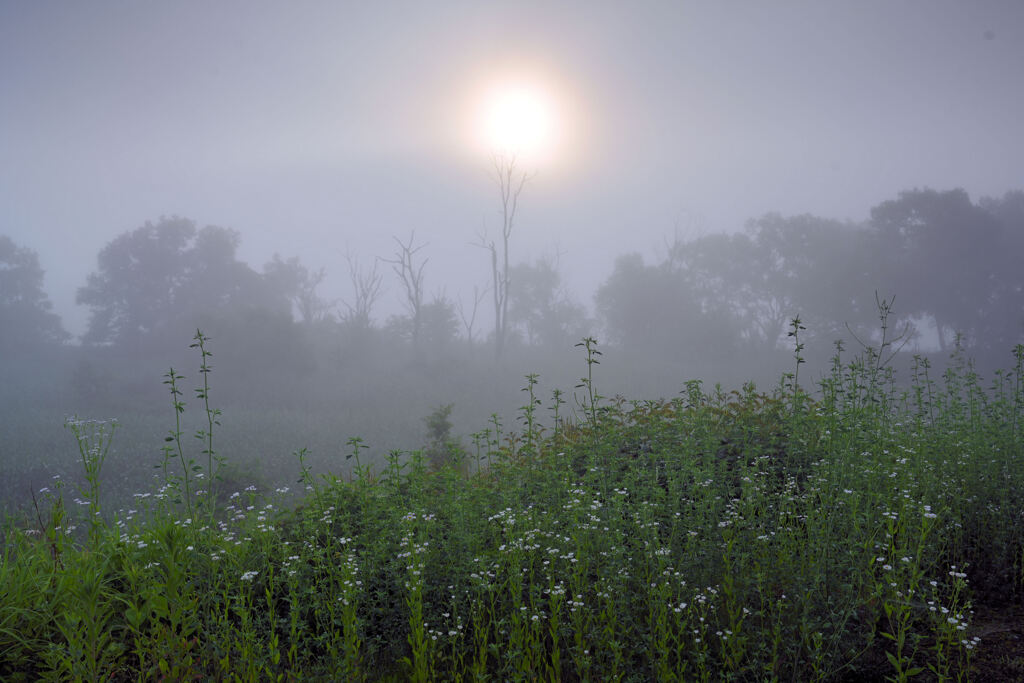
top-left (3, 186), bottom-right (1023, 378)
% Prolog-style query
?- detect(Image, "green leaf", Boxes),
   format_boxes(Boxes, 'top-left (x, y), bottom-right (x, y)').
top-left (149, 594), bottom-right (170, 617)
top-left (125, 604), bottom-right (147, 630)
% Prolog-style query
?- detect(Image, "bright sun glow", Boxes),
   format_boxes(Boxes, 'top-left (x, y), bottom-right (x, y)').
top-left (476, 82), bottom-right (560, 164)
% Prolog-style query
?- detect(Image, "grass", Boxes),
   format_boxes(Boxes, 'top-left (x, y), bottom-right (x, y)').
top-left (2, 328), bottom-right (1023, 681)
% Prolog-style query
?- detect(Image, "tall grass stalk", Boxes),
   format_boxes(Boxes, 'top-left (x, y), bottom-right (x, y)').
top-left (190, 330), bottom-right (223, 522)
top-left (63, 417), bottom-right (116, 546)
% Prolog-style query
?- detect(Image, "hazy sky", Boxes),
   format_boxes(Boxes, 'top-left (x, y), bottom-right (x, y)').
top-left (3, 1), bottom-right (1022, 336)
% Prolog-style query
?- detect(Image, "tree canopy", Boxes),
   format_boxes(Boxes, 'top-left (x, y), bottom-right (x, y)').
top-left (0, 235), bottom-right (68, 351)
top-left (77, 217), bottom-right (288, 348)
top-left (595, 189), bottom-right (1022, 373)
top-left (869, 188), bottom-right (1005, 351)
top-left (508, 258), bottom-right (589, 350)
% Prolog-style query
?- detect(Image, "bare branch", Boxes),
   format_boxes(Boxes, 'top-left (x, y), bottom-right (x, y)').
top-left (483, 153), bottom-right (533, 358)
top-left (456, 284), bottom-right (488, 345)
top-left (381, 231), bottom-right (429, 346)
top-left (341, 251), bottom-right (383, 328)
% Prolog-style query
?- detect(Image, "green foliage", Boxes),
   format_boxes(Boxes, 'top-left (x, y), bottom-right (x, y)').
top-left (63, 417), bottom-right (116, 546)
top-left (1, 332), bottom-right (1022, 680)
top-left (158, 331), bottom-right (225, 525)
top-left (423, 404), bottom-right (461, 472)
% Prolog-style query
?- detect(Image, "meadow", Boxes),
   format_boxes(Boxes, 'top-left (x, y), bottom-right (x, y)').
top-left (2, 327), bottom-right (1023, 681)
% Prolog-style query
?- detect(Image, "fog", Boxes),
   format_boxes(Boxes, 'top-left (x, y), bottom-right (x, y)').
top-left (2, 1), bottom-right (1023, 513)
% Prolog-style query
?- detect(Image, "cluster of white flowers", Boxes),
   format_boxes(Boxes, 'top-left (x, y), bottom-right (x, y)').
top-left (961, 635), bottom-right (981, 650)
top-left (281, 554), bottom-right (302, 578)
top-left (402, 511), bottom-right (436, 523)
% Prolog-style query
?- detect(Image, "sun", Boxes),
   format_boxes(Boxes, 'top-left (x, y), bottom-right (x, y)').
top-left (476, 81), bottom-right (560, 164)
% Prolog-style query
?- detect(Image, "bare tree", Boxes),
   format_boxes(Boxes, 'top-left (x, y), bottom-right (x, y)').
top-left (381, 232), bottom-right (428, 347)
top-left (663, 211), bottom-right (707, 274)
top-left (456, 284), bottom-right (487, 345)
top-left (296, 267), bottom-right (335, 324)
top-left (474, 154), bottom-right (531, 358)
top-left (264, 254), bottom-right (336, 324)
top-left (340, 251), bottom-right (383, 328)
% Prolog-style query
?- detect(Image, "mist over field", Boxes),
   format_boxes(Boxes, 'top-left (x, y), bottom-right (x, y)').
top-left (2, 1), bottom-right (1023, 510)
top-left (5, 4), bottom-right (1024, 679)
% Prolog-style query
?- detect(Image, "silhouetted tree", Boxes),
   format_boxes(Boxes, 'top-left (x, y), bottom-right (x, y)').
top-left (475, 154), bottom-right (531, 358)
top-left (737, 214), bottom-right (874, 348)
top-left (595, 253), bottom-right (663, 350)
top-left (456, 285), bottom-right (486, 346)
top-left (419, 294), bottom-right (460, 351)
top-left (595, 251), bottom-right (741, 360)
top-left (340, 251), bottom-right (383, 330)
top-left (870, 188), bottom-right (1002, 351)
top-left (77, 217), bottom-right (286, 349)
top-left (977, 190), bottom-right (1024, 352)
top-left (78, 217), bottom-right (189, 347)
top-left (660, 231), bottom-right (753, 343)
top-left (0, 235), bottom-right (68, 351)
top-left (508, 257), bottom-right (590, 349)
top-left (382, 232), bottom-right (428, 347)
top-left (386, 293), bottom-right (460, 354)
top-left (176, 226), bottom-right (283, 316)
top-left (263, 254), bottom-right (335, 324)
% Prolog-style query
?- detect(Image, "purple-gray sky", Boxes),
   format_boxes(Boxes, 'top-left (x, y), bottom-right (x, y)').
top-left (2, 1), bottom-right (1022, 337)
